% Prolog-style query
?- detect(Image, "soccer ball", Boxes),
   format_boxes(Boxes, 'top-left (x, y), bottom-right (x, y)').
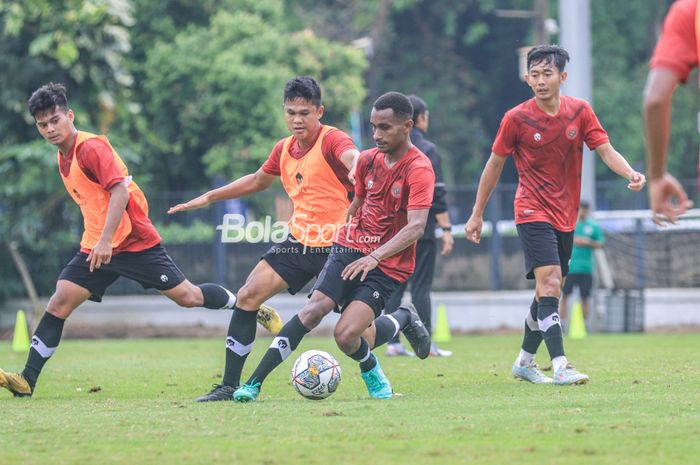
top-left (291, 350), bottom-right (342, 400)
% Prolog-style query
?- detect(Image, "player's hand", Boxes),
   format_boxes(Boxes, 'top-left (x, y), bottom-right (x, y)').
top-left (440, 230), bottom-right (454, 256)
top-left (465, 214), bottom-right (483, 244)
top-left (649, 173), bottom-right (693, 226)
top-left (86, 239), bottom-right (113, 272)
top-left (341, 255), bottom-right (379, 282)
top-left (627, 171), bottom-right (647, 192)
top-left (348, 164), bottom-right (357, 185)
top-left (168, 196), bottom-right (209, 214)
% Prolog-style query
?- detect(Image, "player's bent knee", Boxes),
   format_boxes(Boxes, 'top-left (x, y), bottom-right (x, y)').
top-left (235, 283), bottom-right (263, 309)
top-left (333, 325), bottom-right (359, 349)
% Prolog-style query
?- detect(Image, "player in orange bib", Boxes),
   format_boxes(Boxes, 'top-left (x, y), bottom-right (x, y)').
top-left (0, 83), bottom-right (281, 399)
top-left (168, 77), bottom-right (359, 402)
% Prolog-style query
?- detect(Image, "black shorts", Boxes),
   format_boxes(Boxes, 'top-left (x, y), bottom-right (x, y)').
top-left (311, 245), bottom-right (401, 318)
top-left (516, 222), bottom-right (574, 280)
top-left (261, 235), bottom-right (331, 295)
top-left (562, 273), bottom-right (593, 299)
top-left (58, 244), bottom-right (186, 302)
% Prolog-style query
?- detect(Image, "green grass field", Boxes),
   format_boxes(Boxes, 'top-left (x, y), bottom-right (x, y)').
top-left (2, 334), bottom-right (699, 465)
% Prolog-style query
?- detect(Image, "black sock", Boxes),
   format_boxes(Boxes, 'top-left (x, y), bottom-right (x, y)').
top-left (198, 283), bottom-right (236, 309)
top-left (521, 297), bottom-right (543, 354)
top-left (246, 315), bottom-right (310, 387)
top-left (221, 307), bottom-right (258, 387)
top-left (390, 306), bottom-right (412, 330)
top-left (22, 312), bottom-right (65, 389)
top-left (350, 338), bottom-right (377, 372)
top-left (373, 315), bottom-right (400, 348)
top-left (538, 296), bottom-right (565, 359)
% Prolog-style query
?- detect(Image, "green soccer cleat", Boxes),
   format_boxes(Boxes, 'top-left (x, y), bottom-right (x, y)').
top-left (233, 382), bottom-right (261, 402)
top-left (0, 369), bottom-right (33, 397)
top-left (512, 362), bottom-right (553, 384)
top-left (360, 359), bottom-right (393, 399)
top-left (257, 303), bottom-right (283, 335)
top-left (553, 363), bottom-right (589, 385)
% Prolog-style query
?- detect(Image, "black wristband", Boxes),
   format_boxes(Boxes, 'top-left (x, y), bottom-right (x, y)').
top-left (440, 226), bottom-right (452, 232)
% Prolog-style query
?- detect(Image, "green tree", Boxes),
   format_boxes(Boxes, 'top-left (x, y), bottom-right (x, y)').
top-left (136, 1), bottom-right (367, 189)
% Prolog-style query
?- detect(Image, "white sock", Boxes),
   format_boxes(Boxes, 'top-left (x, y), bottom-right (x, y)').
top-left (221, 287), bottom-right (237, 309)
top-left (516, 349), bottom-right (535, 367)
top-left (552, 355), bottom-right (568, 373)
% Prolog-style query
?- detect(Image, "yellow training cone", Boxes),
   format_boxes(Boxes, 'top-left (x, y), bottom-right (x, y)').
top-left (433, 304), bottom-right (452, 343)
top-left (568, 302), bottom-right (587, 340)
top-left (12, 309), bottom-right (31, 352)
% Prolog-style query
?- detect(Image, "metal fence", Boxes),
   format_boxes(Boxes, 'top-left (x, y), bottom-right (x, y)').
top-left (4, 179), bottom-right (700, 300)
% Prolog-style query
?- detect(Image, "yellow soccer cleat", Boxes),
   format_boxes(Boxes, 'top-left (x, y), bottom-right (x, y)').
top-left (0, 369), bottom-right (32, 397)
top-left (256, 303), bottom-right (283, 335)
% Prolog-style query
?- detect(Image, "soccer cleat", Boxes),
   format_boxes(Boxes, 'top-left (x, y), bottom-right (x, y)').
top-left (360, 359), bottom-right (393, 399)
top-left (233, 381), bottom-right (261, 402)
top-left (553, 363), bottom-right (589, 385)
top-left (257, 303), bottom-right (283, 335)
top-left (399, 304), bottom-right (431, 359)
top-left (512, 362), bottom-right (553, 384)
top-left (429, 343), bottom-right (453, 357)
top-left (385, 342), bottom-right (415, 357)
top-left (194, 384), bottom-right (236, 402)
top-left (0, 369), bottom-right (33, 397)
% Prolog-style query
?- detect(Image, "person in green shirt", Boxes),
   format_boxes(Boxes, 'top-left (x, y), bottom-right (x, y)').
top-left (560, 201), bottom-right (604, 329)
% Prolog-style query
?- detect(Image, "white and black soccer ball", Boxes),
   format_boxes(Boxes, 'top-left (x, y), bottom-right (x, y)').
top-left (290, 350), bottom-right (342, 400)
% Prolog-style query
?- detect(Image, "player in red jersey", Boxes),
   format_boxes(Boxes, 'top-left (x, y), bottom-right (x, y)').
top-left (466, 45), bottom-right (646, 385)
top-left (233, 92), bottom-right (435, 402)
top-left (644, 0), bottom-right (696, 224)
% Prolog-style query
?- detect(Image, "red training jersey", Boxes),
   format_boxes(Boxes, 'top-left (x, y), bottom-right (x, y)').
top-left (492, 96), bottom-right (609, 232)
top-left (59, 137), bottom-right (161, 254)
top-left (649, 0), bottom-right (697, 82)
top-left (335, 147), bottom-right (434, 282)
top-left (261, 125), bottom-right (356, 193)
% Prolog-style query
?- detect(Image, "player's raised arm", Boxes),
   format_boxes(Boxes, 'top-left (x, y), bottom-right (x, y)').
top-left (168, 168), bottom-right (277, 214)
top-left (465, 152), bottom-right (506, 244)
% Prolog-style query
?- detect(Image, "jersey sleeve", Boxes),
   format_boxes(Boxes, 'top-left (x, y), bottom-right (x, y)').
top-left (77, 139), bottom-right (125, 190)
top-left (582, 104), bottom-right (610, 150)
top-left (261, 139), bottom-right (285, 176)
top-left (322, 129), bottom-right (357, 161)
top-left (649, 0), bottom-right (697, 82)
top-left (491, 112), bottom-right (518, 156)
top-left (406, 166), bottom-right (435, 210)
top-left (321, 129), bottom-right (357, 192)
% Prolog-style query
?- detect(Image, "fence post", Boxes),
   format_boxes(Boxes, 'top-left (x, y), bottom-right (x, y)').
top-left (488, 187), bottom-right (502, 291)
top-left (633, 218), bottom-right (646, 289)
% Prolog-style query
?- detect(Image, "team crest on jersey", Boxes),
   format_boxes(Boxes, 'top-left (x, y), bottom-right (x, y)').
top-left (390, 182), bottom-right (402, 198)
top-left (566, 125), bottom-right (577, 140)
top-left (295, 173), bottom-right (303, 184)
top-left (367, 179), bottom-right (374, 189)
top-left (533, 132), bottom-right (542, 142)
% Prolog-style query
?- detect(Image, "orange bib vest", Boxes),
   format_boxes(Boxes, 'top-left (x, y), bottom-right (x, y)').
top-left (58, 131), bottom-right (149, 250)
top-left (279, 125), bottom-right (350, 247)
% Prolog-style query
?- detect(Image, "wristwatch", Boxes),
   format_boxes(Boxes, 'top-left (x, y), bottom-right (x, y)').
top-left (440, 226), bottom-right (452, 232)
